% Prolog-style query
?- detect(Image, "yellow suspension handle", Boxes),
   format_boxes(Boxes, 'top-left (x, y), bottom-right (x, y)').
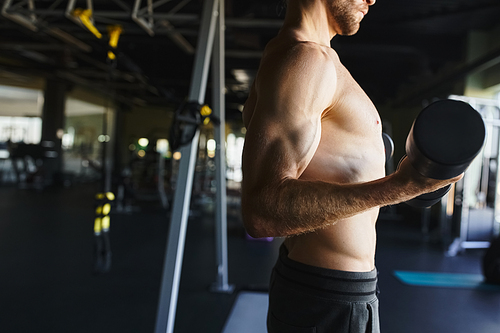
top-left (200, 105), bottom-right (212, 117)
top-left (94, 192), bottom-right (114, 232)
top-left (101, 216), bottom-right (111, 232)
top-left (94, 217), bottom-right (102, 234)
top-left (200, 105), bottom-right (213, 125)
top-left (72, 8), bottom-right (102, 39)
top-left (107, 25), bottom-right (123, 60)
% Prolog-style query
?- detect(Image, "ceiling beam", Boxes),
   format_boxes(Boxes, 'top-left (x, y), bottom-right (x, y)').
top-left (10, 8), bottom-right (284, 28)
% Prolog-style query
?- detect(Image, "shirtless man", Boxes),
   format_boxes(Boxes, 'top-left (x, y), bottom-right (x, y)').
top-left (241, 0), bottom-right (462, 332)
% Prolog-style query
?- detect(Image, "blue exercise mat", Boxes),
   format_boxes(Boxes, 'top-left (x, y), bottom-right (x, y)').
top-left (394, 271), bottom-right (500, 291)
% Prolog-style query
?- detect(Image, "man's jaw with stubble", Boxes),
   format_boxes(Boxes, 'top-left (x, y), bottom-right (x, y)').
top-left (329, 0), bottom-right (370, 36)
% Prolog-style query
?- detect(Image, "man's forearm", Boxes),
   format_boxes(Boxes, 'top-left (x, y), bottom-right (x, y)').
top-left (243, 174), bottom-right (413, 238)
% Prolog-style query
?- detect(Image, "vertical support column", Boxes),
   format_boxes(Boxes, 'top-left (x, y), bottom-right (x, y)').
top-left (154, 0), bottom-right (219, 332)
top-left (41, 79), bottom-right (67, 185)
top-left (494, 95), bottom-right (500, 237)
top-left (103, 103), bottom-right (117, 193)
top-left (112, 103), bottom-right (126, 183)
top-left (210, 0), bottom-right (233, 294)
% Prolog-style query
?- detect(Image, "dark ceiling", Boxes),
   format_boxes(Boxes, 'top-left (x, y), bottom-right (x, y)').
top-left (1, 0), bottom-right (500, 118)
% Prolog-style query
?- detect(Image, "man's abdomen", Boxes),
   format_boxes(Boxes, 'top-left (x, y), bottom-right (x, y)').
top-left (284, 209), bottom-right (378, 272)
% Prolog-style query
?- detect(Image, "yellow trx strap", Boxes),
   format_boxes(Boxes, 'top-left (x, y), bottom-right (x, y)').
top-left (107, 25), bottom-right (123, 60)
top-left (201, 105), bottom-right (213, 125)
top-left (94, 192), bottom-right (115, 233)
top-left (72, 8), bottom-right (102, 39)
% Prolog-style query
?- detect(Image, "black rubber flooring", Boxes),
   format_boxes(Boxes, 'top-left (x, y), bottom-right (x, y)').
top-left (0, 183), bottom-right (499, 333)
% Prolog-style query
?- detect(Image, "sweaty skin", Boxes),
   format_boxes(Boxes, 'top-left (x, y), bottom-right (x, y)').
top-left (241, 0), bottom-right (461, 272)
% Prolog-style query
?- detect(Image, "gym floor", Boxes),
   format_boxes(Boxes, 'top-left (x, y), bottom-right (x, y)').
top-left (0, 182), bottom-right (499, 333)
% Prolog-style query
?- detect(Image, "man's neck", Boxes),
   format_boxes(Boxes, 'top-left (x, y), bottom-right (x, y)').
top-left (280, 0), bottom-right (336, 47)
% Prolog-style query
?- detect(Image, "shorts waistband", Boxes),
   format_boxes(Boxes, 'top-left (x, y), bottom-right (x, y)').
top-left (275, 243), bottom-right (378, 300)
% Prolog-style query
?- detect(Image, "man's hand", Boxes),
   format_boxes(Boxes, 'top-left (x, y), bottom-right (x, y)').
top-left (392, 156), bottom-right (463, 202)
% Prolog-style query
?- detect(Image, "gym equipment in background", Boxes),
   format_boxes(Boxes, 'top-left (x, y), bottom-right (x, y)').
top-left (155, 1), bottom-right (234, 333)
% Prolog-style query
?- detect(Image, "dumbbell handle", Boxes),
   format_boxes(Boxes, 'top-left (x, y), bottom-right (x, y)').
top-left (406, 184), bottom-right (451, 208)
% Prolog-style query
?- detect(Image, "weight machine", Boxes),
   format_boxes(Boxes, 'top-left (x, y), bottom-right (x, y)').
top-left (445, 95), bottom-right (500, 256)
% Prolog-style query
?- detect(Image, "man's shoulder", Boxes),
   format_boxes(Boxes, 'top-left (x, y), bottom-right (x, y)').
top-left (254, 38), bottom-right (337, 113)
top-left (259, 39), bottom-right (336, 81)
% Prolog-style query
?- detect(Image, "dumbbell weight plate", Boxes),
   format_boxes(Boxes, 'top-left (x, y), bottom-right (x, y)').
top-left (406, 100), bottom-right (485, 180)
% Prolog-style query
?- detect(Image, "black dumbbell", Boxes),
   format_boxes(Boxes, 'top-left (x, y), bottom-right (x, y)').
top-left (405, 100), bottom-right (486, 207)
top-left (383, 133), bottom-right (394, 163)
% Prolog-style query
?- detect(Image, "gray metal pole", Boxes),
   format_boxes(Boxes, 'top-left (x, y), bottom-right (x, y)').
top-left (153, 0), bottom-right (219, 332)
top-left (157, 152), bottom-right (168, 209)
top-left (104, 104), bottom-right (116, 193)
top-left (210, 0), bottom-right (234, 294)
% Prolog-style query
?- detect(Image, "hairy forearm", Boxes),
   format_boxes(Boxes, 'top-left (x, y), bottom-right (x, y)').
top-left (243, 174), bottom-right (413, 238)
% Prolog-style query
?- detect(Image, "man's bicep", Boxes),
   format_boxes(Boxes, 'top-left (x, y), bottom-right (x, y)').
top-left (242, 45), bottom-right (334, 188)
top-left (242, 100), bottom-right (321, 190)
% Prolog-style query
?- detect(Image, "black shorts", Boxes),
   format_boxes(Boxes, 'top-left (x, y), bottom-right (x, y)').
top-left (267, 244), bottom-right (380, 333)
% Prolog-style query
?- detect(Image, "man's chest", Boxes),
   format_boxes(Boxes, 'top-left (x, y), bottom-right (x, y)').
top-left (326, 61), bottom-right (381, 133)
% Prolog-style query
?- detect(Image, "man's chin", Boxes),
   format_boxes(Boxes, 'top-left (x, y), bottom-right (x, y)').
top-left (340, 23), bottom-right (361, 36)
top-left (339, 29), bottom-right (360, 37)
